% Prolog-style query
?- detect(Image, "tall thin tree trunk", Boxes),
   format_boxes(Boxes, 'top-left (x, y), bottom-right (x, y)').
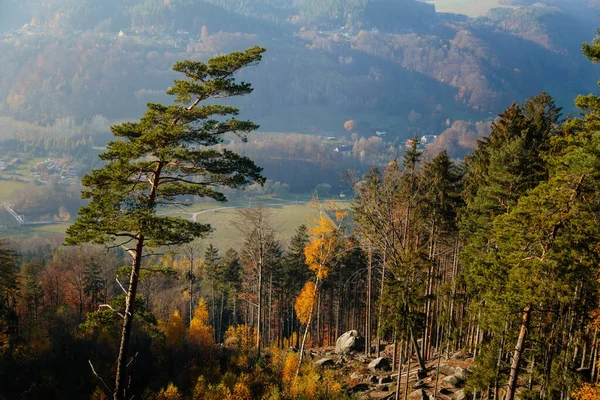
top-left (410, 327), bottom-right (427, 371)
top-left (114, 237), bottom-right (144, 400)
top-left (257, 246), bottom-right (263, 356)
top-left (296, 279), bottom-right (320, 378)
top-left (404, 339), bottom-right (412, 400)
top-left (366, 246), bottom-right (372, 356)
top-left (494, 321), bottom-right (508, 400)
top-left (506, 305), bottom-right (532, 400)
top-left (395, 339), bottom-right (404, 400)
top-left (377, 252), bottom-right (386, 358)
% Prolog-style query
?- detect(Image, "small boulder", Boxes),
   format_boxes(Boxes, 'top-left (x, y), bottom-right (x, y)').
top-left (376, 384), bottom-right (390, 392)
top-left (350, 372), bottom-right (363, 381)
top-left (314, 357), bottom-right (334, 368)
top-left (368, 357), bottom-right (392, 374)
top-left (366, 375), bottom-right (379, 384)
top-left (413, 380), bottom-right (426, 389)
top-left (438, 388), bottom-right (453, 395)
top-left (454, 367), bottom-right (468, 380)
top-left (453, 389), bottom-right (467, 400)
top-left (443, 375), bottom-right (463, 388)
top-left (336, 330), bottom-right (366, 354)
top-left (437, 364), bottom-right (457, 376)
top-left (349, 383), bottom-right (370, 393)
top-left (379, 375), bottom-right (393, 384)
top-left (408, 389), bottom-right (430, 400)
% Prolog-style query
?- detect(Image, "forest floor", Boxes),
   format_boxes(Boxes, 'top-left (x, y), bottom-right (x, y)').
top-left (303, 342), bottom-right (473, 399)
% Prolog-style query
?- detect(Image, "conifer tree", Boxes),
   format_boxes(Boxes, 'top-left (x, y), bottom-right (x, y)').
top-left (64, 46), bottom-right (266, 400)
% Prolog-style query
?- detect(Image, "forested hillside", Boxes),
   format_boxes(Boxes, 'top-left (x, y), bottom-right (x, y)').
top-left (3, 2), bottom-right (600, 400)
top-left (1, 0), bottom-right (600, 144)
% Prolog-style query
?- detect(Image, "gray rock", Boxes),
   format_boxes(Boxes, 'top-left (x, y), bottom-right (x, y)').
top-left (454, 367), bottom-right (468, 380)
top-left (368, 357), bottom-right (392, 374)
top-left (349, 383), bottom-right (370, 393)
top-left (453, 389), bottom-right (466, 400)
top-left (366, 375), bottom-right (379, 384)
top-left (351, 372), bottom-right (363, 381)
top-left (408, 389), bottom-right (430, 400)
top-left (336, 330), bottom-right (365, 354)
top-left (438, 388), bottom-right (453, 395)
top-left (379, 375), bottom-right (393, 384)
top-left (443, 375), bottom-right (463, 388)
top-left (413, 380), bottom-right (426, 389)
top-left (437, 364), bottom-right (457, 376)
top-left (376, 384), bottom-right (390, 392)
top-left (314, 357), bottom-right (334, 368)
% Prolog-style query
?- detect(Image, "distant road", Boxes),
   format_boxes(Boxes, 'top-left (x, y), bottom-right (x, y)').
top-left (189, 199), bottom-right (349, 222)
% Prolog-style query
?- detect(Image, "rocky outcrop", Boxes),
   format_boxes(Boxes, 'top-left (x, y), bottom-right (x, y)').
top-left (314, 357), bottom-right (335, 368)
top-left (336, 330), bottom-right (365, 354)
top-left (368, 357), bottom-right (392, 374)
top-left (442, 375), bottom-right (464, 388)
top-left (408, 389), bottom-right (430, 400)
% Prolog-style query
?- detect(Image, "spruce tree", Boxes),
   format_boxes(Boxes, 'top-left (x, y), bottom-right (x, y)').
top-left (65, 46), bottom-right (266, 400)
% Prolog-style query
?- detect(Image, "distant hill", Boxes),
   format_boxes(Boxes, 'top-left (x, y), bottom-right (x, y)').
top-left (0, 0), bottom-right (599, 144)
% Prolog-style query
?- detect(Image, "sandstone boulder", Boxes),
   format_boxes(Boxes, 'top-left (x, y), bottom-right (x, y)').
top-left (336, 330), bottom-right (365, 354)
top-left (368, 357), bottom-right (392, 374)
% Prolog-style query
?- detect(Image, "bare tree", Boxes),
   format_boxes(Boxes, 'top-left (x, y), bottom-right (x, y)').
top-left (232, 205), bottom-right (277, 356)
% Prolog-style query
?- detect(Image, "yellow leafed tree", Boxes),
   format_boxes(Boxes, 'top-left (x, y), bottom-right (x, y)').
top-left (295, 282), bottom-right (317, 325)
top-left (156, 383), bottom-right (183, 400)
top-left (189, 299), bottom-right (214, 349)
top-left (295, 209), bottom-right (346, 377)
top-left (573, 384), bottom-right (600, 400)
top-left (164, 310), bottom-right (185, 349)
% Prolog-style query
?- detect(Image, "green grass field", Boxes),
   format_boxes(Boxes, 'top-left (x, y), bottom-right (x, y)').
top-left (1, 199), bottom-right (351, 252)
top-left (0, 180), bottom-right (33, 201)
top-left (426, 0), bottom-right (514, 17)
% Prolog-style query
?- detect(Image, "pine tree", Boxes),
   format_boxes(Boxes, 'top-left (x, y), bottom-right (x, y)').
top-left (84, 260), bottom-right (106, 312)
top-left (0, 239), bottom-right (18, 349)
top-left (64, 46), bottom-right (266, 400)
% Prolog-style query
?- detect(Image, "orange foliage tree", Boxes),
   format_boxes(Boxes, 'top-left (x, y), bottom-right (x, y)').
top-left (295, 209), bottom-right (347, 376)
top-left (189, 299), bottom-right (214, 350)
top-left (164, 310), bottom-right (185, 350)
top-left (573, 384), bottom-right (600, 400)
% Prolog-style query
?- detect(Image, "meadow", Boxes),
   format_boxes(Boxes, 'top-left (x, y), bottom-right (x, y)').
top-left (425, 0), bottom-right (515, 17)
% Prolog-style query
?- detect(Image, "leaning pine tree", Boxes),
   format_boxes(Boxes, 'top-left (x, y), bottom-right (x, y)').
top-left (65, 46), bottom-right (266, 400)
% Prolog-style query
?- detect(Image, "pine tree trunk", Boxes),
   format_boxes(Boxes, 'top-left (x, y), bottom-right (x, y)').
top-left (366, 247), bottom-right (372, 356)
top-left (404, 339), bottom-right (412, 400)
top-left (494, 321), bottom-right (508, 400)
top-left (257, 245), bottom-right (263, 356)
top-left (113, 237), bottom-right (144, 400)
top-left (395, 340), bottom-right (403, 400)
top-left (506, 305), bottom-right (532, 400)
top-left (377, 252), bottom-right (386, 358)
top-left (410, 327), bottom-right (427, 371)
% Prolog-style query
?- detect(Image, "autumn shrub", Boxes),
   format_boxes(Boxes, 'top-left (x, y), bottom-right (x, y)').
top-left (155, 383), bottom-right (183, 400)
top-left (224, 324), bottom-right (257, 350)
top-left (231, 382), bottom-right (252, 400)
top-left (282, 352), bottom-right (299, 384)
top-left (189, 299), bottom-right (214, 350)
top-left (90, 388), bottom-right (108, 400)
top-left (573, 383), bottom-right (600, 400)
top-left (192, 376), bottom-right (208, 400)
top-left (163, 310), bottom-right (185, 350)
